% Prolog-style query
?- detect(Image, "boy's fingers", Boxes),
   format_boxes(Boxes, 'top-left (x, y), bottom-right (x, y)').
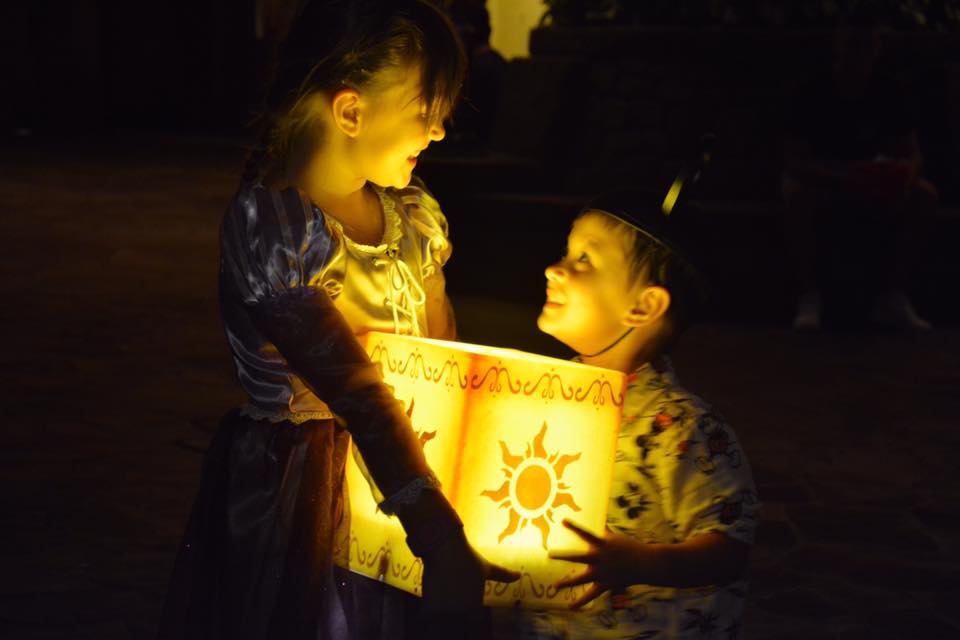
top-left (553, 570), bottom-right (594, 589)
top-left (548, 549), bottom-right (594, 563)
top-left (484, 561), bottom-right (521, 583)
top-left (561, 519), bottom-right (603, 546)
top-left (568, 583), bottom-right (604, 609)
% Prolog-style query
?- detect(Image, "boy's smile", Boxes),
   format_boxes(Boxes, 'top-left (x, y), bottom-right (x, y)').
top-left (538, 213), bottom-right (637, 356)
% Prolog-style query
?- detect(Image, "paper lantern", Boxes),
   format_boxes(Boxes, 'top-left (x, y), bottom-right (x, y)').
top-left (343, 332), bottom-right (625, 608)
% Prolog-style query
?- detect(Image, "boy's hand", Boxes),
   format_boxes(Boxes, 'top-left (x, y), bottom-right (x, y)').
top-left (550, 519), bottom-right (750, 608)
top-left (548, 519), bottom-right (650, 609)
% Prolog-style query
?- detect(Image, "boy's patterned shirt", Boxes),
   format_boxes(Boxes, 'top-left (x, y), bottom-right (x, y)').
top-left (519, 358), bottom-right (759, 639)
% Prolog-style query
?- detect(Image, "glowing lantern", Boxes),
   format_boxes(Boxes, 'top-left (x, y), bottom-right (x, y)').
top-left (343, 332), bottom-right (625, 608)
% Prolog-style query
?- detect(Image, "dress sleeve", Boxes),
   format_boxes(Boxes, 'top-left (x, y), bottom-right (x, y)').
top-left (396, 177), bottom-right (451, 280)
top-left (653, 402), bottom-right (759, 546)
top-left (219, 186), bottom-right (457, 541)
top-left (220, 185), bottom-right (338, 304)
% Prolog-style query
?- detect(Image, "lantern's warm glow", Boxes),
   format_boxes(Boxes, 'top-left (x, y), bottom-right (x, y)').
top-left (481, 422), bottom-right (582, 549)
top-left (343, 332), bottom-right (625, 608)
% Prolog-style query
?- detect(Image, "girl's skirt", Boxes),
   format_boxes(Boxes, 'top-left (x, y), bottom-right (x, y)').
top-left (158, 409), bottom-right (421, 640)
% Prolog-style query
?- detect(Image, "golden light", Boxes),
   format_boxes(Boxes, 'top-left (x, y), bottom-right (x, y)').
top-left (481, 422), bottom-right (582, 549)
top-left (342, 332), bottom-right (625, 608)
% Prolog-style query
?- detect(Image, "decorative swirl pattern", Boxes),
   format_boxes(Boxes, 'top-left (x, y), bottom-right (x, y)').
top-left (573, 379), bottom-right (622, 406)
top-left (480, 568), bottom-right (591, 604)
top-left (349, 534), bottom-right (389, 570)
top-left (369, 344), bottom-right (470, 389)
top-left (367, 341), bottom-right (625, 407)
top-left (469, 364), bottom-right (523, 394)
top-left (523, 372), bottom-right (575, 401)
top-left (391, 554), bottom-right (423, 583)
top-left (486, 580), bottom-right (512, 597)
top-left (349, 532), bottom-right (423, 588)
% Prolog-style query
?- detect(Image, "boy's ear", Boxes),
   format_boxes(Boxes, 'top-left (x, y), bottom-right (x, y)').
top-left (331, 88), bottom-right (362, 137)
top-left (624, 285), bottom-right (671, 326)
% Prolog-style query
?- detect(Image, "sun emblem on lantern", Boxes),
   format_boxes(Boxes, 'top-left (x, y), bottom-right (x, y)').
top-left (480, 422), bottom-right (581, 549)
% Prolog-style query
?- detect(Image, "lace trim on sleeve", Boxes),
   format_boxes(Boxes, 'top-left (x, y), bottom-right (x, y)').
top-left (239, 403), bottom-right (334, 424)
top-left (378, 473), bottom-right (442, 515)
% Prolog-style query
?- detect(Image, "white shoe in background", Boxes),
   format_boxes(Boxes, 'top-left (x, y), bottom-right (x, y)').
top-left (870, 290), bottom-right (932, 331)
top-left (793, 291), bottom-right (822, 332)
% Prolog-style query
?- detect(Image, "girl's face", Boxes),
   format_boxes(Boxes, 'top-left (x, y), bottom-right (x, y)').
top-left (351, 66), bottom-right (446, 189)
top-left (537, 213), bottom-right (637, 355)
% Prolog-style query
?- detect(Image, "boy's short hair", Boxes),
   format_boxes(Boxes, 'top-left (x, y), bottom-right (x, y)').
top-left (578, 189), bottom-right (708, 349)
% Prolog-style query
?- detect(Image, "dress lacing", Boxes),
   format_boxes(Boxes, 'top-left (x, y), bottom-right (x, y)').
top-left (322, 185), bottom-right (427, 337)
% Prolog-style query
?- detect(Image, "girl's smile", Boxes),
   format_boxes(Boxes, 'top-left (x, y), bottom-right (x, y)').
top-left (349, 66), bottom-right (446, 189)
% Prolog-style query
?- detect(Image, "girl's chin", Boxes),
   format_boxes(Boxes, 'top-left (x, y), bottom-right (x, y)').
top-left (392, 170), bottom-right (414, 189)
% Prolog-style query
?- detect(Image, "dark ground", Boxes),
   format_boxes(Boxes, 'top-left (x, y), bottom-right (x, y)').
top-left (1, 136), bottom-right (959, 639)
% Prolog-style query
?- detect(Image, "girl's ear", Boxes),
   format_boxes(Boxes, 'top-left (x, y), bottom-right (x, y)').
top-left (331, 88), bottom-right (362, 137)
top-left (624, 285), bottom-right (671, 327)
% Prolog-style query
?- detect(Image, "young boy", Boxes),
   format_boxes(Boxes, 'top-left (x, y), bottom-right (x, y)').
top-left (520, 189), bottom-right (759, 638)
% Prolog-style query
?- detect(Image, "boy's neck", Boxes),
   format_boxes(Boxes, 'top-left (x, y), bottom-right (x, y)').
top-left (581, 334), bottom-right (661, 374)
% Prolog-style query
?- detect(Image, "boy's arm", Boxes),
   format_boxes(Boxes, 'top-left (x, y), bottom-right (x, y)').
top-left (551, 520), bottom-right (749, 609)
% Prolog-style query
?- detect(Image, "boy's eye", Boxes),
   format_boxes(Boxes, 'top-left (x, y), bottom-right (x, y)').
top-left (577, 252), bottom-right (590, 263)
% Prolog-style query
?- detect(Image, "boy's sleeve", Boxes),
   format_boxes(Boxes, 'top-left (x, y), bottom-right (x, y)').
top-left (654, 404), bottom-right (759, 546)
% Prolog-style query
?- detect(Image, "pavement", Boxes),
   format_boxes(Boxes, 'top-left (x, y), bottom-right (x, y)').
top-left (1, 136), bottom-right (959, 639)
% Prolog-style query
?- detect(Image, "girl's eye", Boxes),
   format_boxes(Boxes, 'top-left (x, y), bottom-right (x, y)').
top-left (577, 252), bottom-right (590, 263)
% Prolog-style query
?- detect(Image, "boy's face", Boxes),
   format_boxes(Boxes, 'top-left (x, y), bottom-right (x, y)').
top-left (538, 212), bottom-right (638, 355)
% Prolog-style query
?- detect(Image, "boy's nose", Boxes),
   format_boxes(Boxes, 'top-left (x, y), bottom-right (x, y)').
top-left (428, 120), bottom-right (445, 142)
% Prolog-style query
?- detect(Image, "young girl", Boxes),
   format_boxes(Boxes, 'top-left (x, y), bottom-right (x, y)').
top-left (159, 2), bottom-right (517, 638)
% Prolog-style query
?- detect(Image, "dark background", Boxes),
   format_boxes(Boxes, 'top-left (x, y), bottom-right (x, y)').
top-left (1, 2), bottom-right (960, 639)
top-left (3, 0), bottom-right (959, 325)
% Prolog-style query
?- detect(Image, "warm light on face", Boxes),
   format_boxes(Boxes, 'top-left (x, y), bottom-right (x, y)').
top-left (538, 213), bottom-right (637, 356)
top-left (354, 65), bottom-right (442, 189)
top-left (342, 332), bottom-right (625, 608)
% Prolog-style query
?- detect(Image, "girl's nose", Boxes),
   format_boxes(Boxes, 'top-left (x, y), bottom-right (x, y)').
top-left (428, 120), bottom-right (446, 142)
top-left (545, 263), bottom-right (566, 281)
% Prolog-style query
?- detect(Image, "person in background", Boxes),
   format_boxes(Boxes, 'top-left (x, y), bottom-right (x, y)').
top-left (447, 0), bottom-right (506, 148)
top-left (782, 26), bottom-right (937, 331)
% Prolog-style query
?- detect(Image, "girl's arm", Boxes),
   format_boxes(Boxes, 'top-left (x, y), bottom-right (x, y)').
top-left (222, 185), bottom-right (517, 608)
top-left (398, 179), bottom-right (455, 340)
top-left (248, 287), bottom-right (438, 508)
top-left (551, 519), bottom-right (749, 609)
top-left (425, 270), bottom-right (457, 340)
top-left (247, 287), bottom-right (517, 610)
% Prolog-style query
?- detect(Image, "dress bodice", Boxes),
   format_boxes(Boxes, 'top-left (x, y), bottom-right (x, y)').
top-left (218, 180), bottom-right (450, 422)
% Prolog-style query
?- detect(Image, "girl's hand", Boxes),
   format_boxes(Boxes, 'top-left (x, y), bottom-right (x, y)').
top-left (422, 528), bottom-right (520, 612)
top-left (548, 519), bottom-right (651, 609)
